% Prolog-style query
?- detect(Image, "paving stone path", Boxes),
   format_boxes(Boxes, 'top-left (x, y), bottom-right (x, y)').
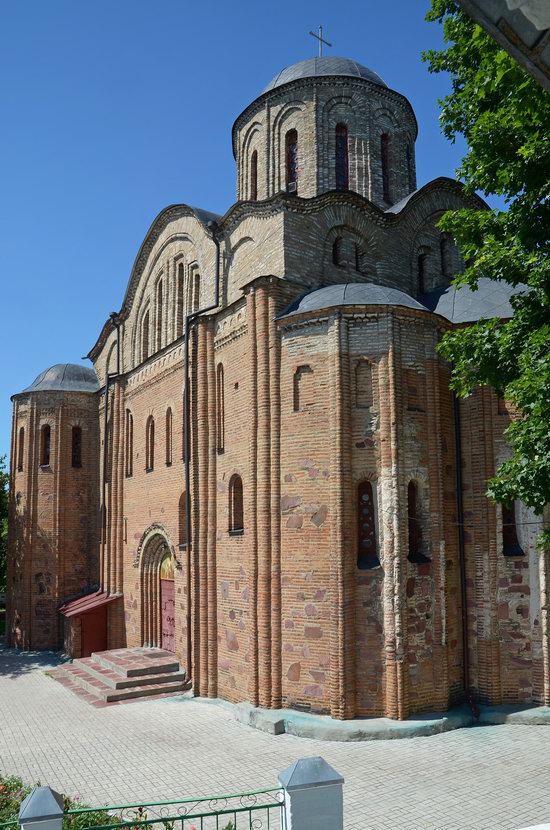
top-left (1, 646), bottom-right (550, 829)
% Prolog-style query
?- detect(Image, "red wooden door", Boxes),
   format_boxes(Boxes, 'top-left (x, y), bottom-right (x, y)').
top-left (81, 606), bottom-right (107, 657)
top-left (160, 579), bottom-right (175, 652)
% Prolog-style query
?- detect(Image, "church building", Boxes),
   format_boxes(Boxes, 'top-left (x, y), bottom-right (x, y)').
top-left (6, 56), bottom-right (547, 720)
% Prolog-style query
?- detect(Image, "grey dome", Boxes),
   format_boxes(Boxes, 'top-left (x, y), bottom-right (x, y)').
top-left (278, 283), bottom-right (426, 318)
top-left (263, 56), bottom-right (387, 93)
top-left (21, 363), bottom-right (99, 395)
top-left (421, 277), bottom-right (525, 324)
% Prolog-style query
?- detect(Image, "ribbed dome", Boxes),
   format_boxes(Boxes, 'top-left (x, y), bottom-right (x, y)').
top-left (278, 283), bottom-right (426, 318)
top-left (263, 56), bottom-right (387, 93)
top-left (21, 363), bottom-right (99, 394)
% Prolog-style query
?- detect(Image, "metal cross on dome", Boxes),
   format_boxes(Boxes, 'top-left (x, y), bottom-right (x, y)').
top-left (309, 25), bottom-right (332, 57)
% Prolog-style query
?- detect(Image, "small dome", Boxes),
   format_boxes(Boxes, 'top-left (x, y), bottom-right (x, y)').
top-left (263, 56), bottom-right (387, 93)
top-left (278, 283), bottom-right (427, 318)
top-left (20, 363), bottom-right (99, 395)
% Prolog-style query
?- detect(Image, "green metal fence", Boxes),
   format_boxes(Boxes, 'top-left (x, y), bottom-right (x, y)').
top-left (0, 788), bottom-right (285, 830)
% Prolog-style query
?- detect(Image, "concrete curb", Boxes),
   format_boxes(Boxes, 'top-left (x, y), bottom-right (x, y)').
top-left (166, 695), bottom-right (550, 741)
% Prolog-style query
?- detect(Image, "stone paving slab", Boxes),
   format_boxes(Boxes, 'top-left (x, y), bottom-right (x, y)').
top-left (2, 645), bottom-right (550, 829)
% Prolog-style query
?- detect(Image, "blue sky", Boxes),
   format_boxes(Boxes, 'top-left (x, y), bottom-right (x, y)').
top-left (0, 0), bottom-right (475, 460)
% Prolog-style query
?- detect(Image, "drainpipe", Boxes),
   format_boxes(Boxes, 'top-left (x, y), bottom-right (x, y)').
top-left (453, 391), bottom-right (479, 719)
top-left (100, 313), bottom-right (121, 591)
top-left (183, 221), bottom-right (221, 684)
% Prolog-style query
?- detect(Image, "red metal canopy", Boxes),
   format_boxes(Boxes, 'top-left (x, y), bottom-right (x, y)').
top-left (59, 590), bottom-right (118, 619)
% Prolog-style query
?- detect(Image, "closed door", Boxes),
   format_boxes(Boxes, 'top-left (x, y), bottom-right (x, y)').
top-left (160, 578), bottom-right (175, 652)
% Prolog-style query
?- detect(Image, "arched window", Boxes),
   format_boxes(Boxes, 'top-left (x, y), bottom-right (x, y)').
top-left (417, 251), bottom-right (427, 295)
top-left (250, 150), bottom-right (258, 201)
top-left (502, 502), bottom-right (524, 556)
top-left (146, 415), bottom-right (155, 472)
top-left (156, 279), bottom-right (163, 352)
top-left (408, 481), bottom-right (430, 563)
top-left (293, 365), bottom-right (314, 412)
top-left (355, 361), bottom-right (373, 409)
top-left (354, 242), bottom-right (361, 272)
top-left (40, 424), bottom-right (51, 467)
top-left (141, 310), bottom-right (150, 362)
top-left (357, 480), bottom-right (380, 569)
top-left (380, 133), bottom-right (390, 203)
top-left (229, 474), bottom-right (244, 534)
top-left (71, 426), bottom-right (82, 468)
top-left (125, 410), bottom-right (133, 477)
top-left (165, 407), bottom-right (173, 466)
top-left (440, 233), bottom-right (451, 279)
top-left (192, 272), bottom-right (200, 313)
top-left (285, 129), bottom-right (298, 193)
top-left (17, 426), bottom-right (24, 472)
top-left (332, 236), bottom-right (343, 266)
top-left (216, 363), bottom-right (225, 452)
top-left (335, 123), bottom-right (349, 190)
top-left (176, 263), bottom-right (184, 338)
top-left (179, 491), bottom-right (188, 547)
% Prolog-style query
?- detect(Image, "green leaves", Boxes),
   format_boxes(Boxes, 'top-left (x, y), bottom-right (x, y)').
top-left (425, 2), bottom-right (550, 522)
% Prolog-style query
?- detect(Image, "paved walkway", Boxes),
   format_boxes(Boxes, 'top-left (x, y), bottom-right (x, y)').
top-left (1, 646), bottom-right (550, 829)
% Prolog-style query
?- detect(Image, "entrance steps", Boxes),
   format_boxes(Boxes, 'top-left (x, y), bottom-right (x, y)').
top-left (46, 647), bottom-right (189, 707)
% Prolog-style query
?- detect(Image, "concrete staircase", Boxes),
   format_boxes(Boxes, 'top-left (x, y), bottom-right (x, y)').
top-left (47, 647), bottom-right (189, 707)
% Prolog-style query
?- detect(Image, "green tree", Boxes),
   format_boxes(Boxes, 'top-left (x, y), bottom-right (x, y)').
top-left (423, 1), bottom-right (550, 533)
top-left (0, 455), bottom-right (8, 592)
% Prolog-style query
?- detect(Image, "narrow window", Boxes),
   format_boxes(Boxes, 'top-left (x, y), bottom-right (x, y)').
top-left (406, 143), bottom-right (414, 191)
top-left (381, 133), bottom-right (390, 203)
top-left (176, 263), bottom-right (184, 338)
top-left (229, 474), bottom-right (244, 534)
top-left (502, 503), bottom-right (524, 556)
top-left (440, 233), bottom-right (451, 279)
top-left (335, 123), bottom-right (349, 190)
top-left (165, 407), bottom-right (173, 466)
top-left (40, 424), bottom-right (51, 467)
top-left (250, 150), bottom-right (258, 201)
top-left (357, 480), bottom-right (380, 569)
top-left (332, 236), bottom-right (342, 266)
top-left (293, 365), bottom-right (314, 412)
top-left (125, 410), bottom-right (133, 477)
top-left (141, 310), bottom-right (150, 362)
top-left (156, 279), bottom-right (163, 352)
top-left (354, 243), bottom-right (361, 272)
top-left (417, 251), bottom-right (427, 295)
top-left (355, 361), bottom-right (373, 409)
top-left (285, 129), bottom-right (298, 193)
top-left (216, 363), bottom-right (225, 452)
top-left (146, 415), bottom-right (155, 471)
top-left (192, 272), bottom-right (200, 312)
top-left (408, 481), bottom-right (430, 563)
top-left (179, 491), bottom-right (188, 547)
top-left (17, 426), bottom-right (25, 472)
top-left (71, 426), bottom-right (82, 468)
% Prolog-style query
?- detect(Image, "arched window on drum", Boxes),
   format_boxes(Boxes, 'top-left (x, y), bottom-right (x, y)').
top-left (357, 480), bottom-right (380, 569)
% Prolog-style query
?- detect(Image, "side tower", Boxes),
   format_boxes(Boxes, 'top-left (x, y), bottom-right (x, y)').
top-left (6, 364), bottom-right (100, 649)
top-left (232, 56), bottom-right (417, 207)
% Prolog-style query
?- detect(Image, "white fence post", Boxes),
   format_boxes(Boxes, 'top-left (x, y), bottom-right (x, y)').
top-left (18, 787), bottom-right (64, 830)
top-left (278, 756), bottom-right (344, 830)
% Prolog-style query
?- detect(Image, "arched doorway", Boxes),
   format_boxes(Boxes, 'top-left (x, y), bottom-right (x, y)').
top-left (137, 528), bottom-right (176, 651)
top-left (160, 552), bottom-right (175, 652)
